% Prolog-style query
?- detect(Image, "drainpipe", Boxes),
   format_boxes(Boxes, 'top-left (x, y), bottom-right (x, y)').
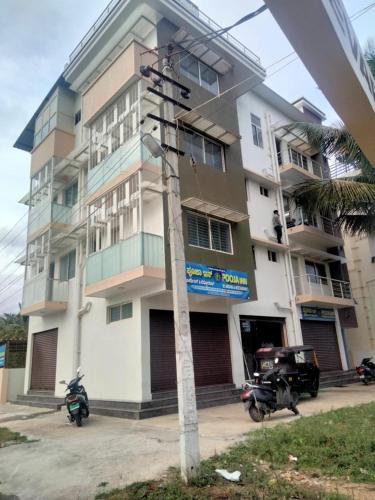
top-left (265, 113), bottom-right (302, 346)
top-left (73, 240), bottom-right (92, 376)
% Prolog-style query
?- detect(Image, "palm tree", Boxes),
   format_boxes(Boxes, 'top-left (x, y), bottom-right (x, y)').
top-left (292, 41), bottom-right (375, 236)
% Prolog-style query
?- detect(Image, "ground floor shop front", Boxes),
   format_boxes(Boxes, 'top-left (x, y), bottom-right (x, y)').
top-left (23, 294), bottom-right (349, 406)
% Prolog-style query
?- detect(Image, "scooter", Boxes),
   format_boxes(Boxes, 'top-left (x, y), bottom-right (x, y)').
top-left (356, 357), bottom-right (375, 385)
top-left (240, 364), bottom-right (300, 422)
top-left (59, 367), bottom-right (89, 427)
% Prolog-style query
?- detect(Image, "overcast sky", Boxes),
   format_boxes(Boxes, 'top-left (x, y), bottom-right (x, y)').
top-left (0, 0), bottom-right (374, 312)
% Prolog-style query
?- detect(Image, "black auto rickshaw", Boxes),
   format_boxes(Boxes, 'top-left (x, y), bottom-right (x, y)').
top-left (254, 345), bottom-right (320, 398)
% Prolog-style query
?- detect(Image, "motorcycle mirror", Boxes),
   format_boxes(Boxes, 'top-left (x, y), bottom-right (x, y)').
top-left (59, 380), bottom-right (66, 384)
top-left (77, 366), bottom-right (82, 374)
top-left (274, 357), bottom-right (279, 364)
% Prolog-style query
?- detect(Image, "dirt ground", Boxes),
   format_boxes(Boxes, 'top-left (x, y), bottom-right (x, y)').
top-left (0, 383), bottom-right (374, 500)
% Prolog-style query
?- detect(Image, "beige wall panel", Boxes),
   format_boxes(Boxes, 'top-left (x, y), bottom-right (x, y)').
top-left (30, 129), bottom-right (75, 175)
top-left (82, 41), bottom-right (155, 124)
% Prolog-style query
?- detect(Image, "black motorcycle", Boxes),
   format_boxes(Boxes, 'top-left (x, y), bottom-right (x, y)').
top-left (59, 368), bottom-right (89, 427)
top-left (240, 365), bottom-right (299, 422)
top-left (356, 357), bottom-right (375, 385)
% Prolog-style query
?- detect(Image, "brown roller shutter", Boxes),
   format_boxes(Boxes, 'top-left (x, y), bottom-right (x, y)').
top-left (150, 310), bottom-right (232, 392)
top-left (30, 329), bottom-right (58, 391)
top-left (301, 321), bottom-right (341, 372)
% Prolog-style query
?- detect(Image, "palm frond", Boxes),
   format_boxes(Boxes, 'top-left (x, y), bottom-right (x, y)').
top-left (337, 214), bottom-right (375, 237)
top-left (294, 179), bottom-right (375, 217)
top-left (291, 122), bottom-right (373, 172)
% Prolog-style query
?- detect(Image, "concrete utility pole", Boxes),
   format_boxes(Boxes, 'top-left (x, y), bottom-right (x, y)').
top-left (162, 57), bottom-right (201, 481)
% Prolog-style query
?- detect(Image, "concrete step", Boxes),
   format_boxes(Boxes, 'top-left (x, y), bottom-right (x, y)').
top-left (12, 399), bottom-right (62, 411)
top-left (15, 383), bottom-right (241, 420)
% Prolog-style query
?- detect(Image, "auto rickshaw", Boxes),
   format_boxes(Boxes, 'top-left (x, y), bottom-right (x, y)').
top-left (253, 345), bottom-right (320, 398)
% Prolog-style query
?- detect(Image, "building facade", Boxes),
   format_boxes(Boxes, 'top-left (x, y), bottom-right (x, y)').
top-left (15, 0), bottom-right (355, 412)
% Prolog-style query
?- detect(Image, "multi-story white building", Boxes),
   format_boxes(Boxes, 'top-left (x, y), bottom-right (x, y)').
top-left (15, 0), bottom-right (356, 416)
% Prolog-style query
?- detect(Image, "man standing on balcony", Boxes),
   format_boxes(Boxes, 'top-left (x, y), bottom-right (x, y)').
top-left (272, 210), bottom-right (283, 244)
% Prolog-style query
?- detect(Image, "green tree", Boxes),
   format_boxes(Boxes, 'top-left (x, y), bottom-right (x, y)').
top-left (0, 308), bottom-right (28, 342)
top-left (292, 41), bottom-right (375, 236)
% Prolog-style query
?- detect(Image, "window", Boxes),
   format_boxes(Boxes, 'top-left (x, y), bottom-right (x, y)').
top-left (60, 249), bottom-right (76, 280)
top-left (187, 212), bottom-right (232, 253)
top-left (305, 260), bottom-right (327, 284)
top-left (268, 250), bottom-right (278, 262)
top-left (184, 131), bottom-right (224, 171)
top-left (260, 186), bottom-right (269, 197)
top-left (179, 50), bottom-right (219, 94)
top-left (288, 147), bottom-right (308, 170)
top-left (64, 181), bottom-right (78, 207)
top-left (74, 110), bottom-right (81, 125)
top-left (251, 113), bottom-right (263, 148)
top-left (90, 82), bottom-right (139, 169)
top-left (33, 94), bottom-right (58, 148)
top-left (107, 302), bottom-right (133, 323)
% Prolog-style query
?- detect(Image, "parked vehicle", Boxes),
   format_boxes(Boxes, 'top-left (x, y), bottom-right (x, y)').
top-left (356, 357), bottom-right (375, 385)
top-left (59, 367), bottom-right (89, 427)
top-left (240, 363), bottom-right (300, 422)
top-left (254, 345), bottom-right (320, 398)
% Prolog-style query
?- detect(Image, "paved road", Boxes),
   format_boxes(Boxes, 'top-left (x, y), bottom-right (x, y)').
top-left (0, 383), bottom-right (374, 500)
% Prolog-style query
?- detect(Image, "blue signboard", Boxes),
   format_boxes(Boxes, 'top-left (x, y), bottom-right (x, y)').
top-left (186, 262), bottom-right (250, 300)
top-left (0, 344), bottom-right (6, 368)
top-left (301, 306), bottom-right (336, 321)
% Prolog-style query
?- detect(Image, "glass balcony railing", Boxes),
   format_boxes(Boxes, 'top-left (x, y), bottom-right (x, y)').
top-left (22, 272), bottom-right (69, 311)
top-left (86, 232), bottom-right (164, 286)
top-left (86, 137), bottom-right (161, 196)
top-left (28, 201), bottom-right (73, 235)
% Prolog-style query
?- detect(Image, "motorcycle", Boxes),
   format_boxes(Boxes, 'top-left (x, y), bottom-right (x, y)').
top-left (356, 357), bottom-right (375, 385)
top-left (59, 367), bottom-right (89, 427)
top-left (240, 362), bottom-right (300, 422)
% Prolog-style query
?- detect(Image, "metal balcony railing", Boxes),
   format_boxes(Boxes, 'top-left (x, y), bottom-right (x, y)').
top-left (277, 151), bottom-right (324, 179)
top-left (286, 208), bottom-right (341, 238)
top-left (69, 0), bottom-right (122, 63)
top-left (175, 0), bottom-right (261, 64)
top-left (294, 274), bottom-right (352, 300)
top-left (329, 162), bottom-right (361, 179)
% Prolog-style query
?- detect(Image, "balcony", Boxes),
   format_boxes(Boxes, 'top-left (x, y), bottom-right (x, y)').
top-left (294, 274), bottom-right (354, 308)
top-left (21, 273), bottom-right (68, 316)
top-left (87, 137), bottom-right (161, 197)
top-left (277, 151), bottom-right (324, 190)
top-left (28, 201), bottom-right (73, 238)
top-left (286, 209), bottom-right (343, 250)
top-left (85, 232), bottom-right (165, 298)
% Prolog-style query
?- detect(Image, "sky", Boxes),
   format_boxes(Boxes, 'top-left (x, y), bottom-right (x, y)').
top-left (0, 0), bottom-right (374, 313)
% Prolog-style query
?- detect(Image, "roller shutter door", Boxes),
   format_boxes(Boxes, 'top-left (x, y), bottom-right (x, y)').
top-left (150, 310), bottom-right (232, 392)
top-left (30, 329), bottom-right (58, 391)
top-left (301, 321), bottom-right (341, 372)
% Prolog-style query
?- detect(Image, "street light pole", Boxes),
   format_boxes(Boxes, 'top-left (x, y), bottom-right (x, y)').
top-left (161, 57), bottom-right (200, 481)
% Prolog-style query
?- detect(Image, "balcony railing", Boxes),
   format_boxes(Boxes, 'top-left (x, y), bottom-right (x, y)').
top-left (294, 274), bottom-right (352, 300)
top-left (277, 151), bottom-right (324, 179)
top-left (28, 201), bottom-right (73, 235)
top-left (22, 272), bottom-right (69, 310)
top-left (286, 208), bottom-right (341, 238)
top-left (86, 232), bottom-right (164, 286)
top-left (87, 137), bottom-right (161, 196)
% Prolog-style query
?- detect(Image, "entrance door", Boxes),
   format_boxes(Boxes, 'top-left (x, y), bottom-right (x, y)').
top-left (30, 330), bottom-right (58, 391)
top-left (240, 316), bottom-right (284, 376)
top-left (150, 310), bottom-right (232, 392)
top-left (301, 320), bottom-right (342, 371)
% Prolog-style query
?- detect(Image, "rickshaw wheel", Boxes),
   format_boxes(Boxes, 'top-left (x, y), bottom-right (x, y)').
top-left (249, 404), bottom-right (265, 422)
top-left (310, 379), bottom-right (319, 398)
